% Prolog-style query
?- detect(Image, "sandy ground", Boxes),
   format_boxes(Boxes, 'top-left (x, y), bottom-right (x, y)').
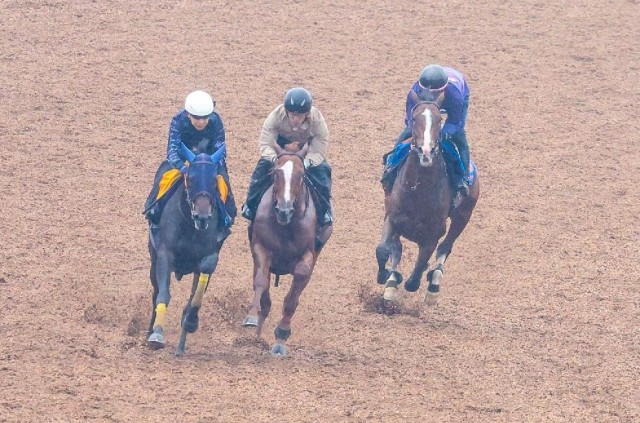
top-left (1, 0), bottom-right (639, 421)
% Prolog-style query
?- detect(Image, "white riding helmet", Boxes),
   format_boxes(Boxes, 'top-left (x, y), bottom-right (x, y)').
top-left (184, 90), bottom-right (215, 117)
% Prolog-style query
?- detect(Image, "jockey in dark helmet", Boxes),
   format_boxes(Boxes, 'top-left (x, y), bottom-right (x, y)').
top-left (241, 87), bottom-right (334, 227)
top-left (395, 64), bottom-right (472, 197)
top-left (143, 90), bottom-right (237, 239)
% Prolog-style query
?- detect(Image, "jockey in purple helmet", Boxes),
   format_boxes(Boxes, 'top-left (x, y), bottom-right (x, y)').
top-left (143, 90), bottom-right (237, 235)
top-left (395, 65), bottom-right (471, 196)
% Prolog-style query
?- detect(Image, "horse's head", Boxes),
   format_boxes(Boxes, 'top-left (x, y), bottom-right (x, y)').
top-left (271, 142), bottom-right (309, 225)
top-left (180, 143), bottom-right (225, 230)
top-left (409, 93), bottom-right (444, 167)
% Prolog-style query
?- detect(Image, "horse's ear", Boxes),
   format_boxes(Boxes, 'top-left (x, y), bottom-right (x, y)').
top-left (210, 144), bottom-right (226, 163)
top-left (299, 141), bottom-right (310, 157)
top-left (273, 143), bottom-right (285, 157)
top-left (180, 142), bottom-right (196, 163)
top-left (408, 89), bottom-right (420, 105)
top-left (434, 90), bottom-right (445, 107)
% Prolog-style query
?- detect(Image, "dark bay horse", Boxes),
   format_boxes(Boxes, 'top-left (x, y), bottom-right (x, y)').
top-left (376, 96), bottom-right (479, 304)
top-left (242, 142), bottom-right (332, 356)
top-left (147, 143), bottom-right (228, 355)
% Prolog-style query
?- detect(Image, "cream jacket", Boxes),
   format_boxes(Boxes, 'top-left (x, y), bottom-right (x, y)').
top-left (258, 105), bottom-right (329, 166)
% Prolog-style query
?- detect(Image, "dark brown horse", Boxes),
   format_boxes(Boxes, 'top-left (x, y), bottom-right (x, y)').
top-left (376, 95), bottom-right (479, 304)
top-left (242, 142), bottom-right (332, 356)
top-left (147, 144), bottom-right (228, 355)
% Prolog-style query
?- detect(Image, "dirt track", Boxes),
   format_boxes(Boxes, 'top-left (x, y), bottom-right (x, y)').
top-left (1, 1), bottom-right (639, 422)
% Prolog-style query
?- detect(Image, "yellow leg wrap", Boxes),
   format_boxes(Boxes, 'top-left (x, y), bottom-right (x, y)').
top-left (191, 274), bottom-right (210, 308)
top-left (154, 303), bottom-right (167, 329)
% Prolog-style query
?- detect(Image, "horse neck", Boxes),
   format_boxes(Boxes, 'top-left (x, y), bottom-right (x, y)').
top-left (400, 149), bottom-right (448, 192)
top-left (293, 181), bottom-right (310, 219)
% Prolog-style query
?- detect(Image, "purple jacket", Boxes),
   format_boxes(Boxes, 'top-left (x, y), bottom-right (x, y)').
top-left (166, 109), bottom-right (226, 170)
top-left (404, 67), bottom-right (470, 136)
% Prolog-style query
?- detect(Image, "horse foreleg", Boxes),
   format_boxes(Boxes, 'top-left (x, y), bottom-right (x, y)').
top-left (376, 216), bottom-right (396, 284)
top-left (256, 286), bottom-right (272, 338)
top-left (176, 252), bottom-right (220, 355)
top-left (405, 239), bottom-right (438, 293)
top-left (242, 245), bottom-right (270, 329)
top-left (147, 255), bottom-right (159, 336)
top-left (148, 248), bottom-right (173, 350)
top-left (175, 272), bottom-right (211, 356)
top-left (383, 237), bottom-right (403, 301)
top-left (428, 196), bottom-right (477, 305)
top-left (271, 252), bottom-right (315, 357)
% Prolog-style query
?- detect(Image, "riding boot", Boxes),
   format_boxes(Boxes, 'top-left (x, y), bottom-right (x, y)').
top-left (149, 222), bottom-right (160, 250)
top-left (242, 159), bottom-right (274, 221)
top-left (143, 161), bottom-right (173, 223)
top-left (217, 166), bottom-right (237, 228)
top-left (451, 131), bottom-right (471, 197)
top-left (305, 161), bottom-right (333, 227)
top-left (144, 196), bottom-right (161, 224)
top-left (318, 201), bottom-right (334, 227)
top-left (394, 126), bottom-right (412, 146)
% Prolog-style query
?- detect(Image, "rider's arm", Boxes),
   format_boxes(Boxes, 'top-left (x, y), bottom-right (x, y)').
top-left (258, 107), bottom-right (280, 162)
top-left (166, 111), bottom-right (187, 170)
top-left (305, 109), bottom-right (329, 166)
top-left (441, 88), bottom-right (465, 136)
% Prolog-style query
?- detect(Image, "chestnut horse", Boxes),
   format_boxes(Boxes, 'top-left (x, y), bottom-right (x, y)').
top-left (242, 143), bottom-right (332, 356)
top-left (376, 95), bottom-right (479, 304)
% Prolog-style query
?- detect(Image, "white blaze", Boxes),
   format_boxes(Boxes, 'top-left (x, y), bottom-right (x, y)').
top-left (422, 108), bottom-right (433, 154)
top-left (280, 160), bottom-right (294, 202)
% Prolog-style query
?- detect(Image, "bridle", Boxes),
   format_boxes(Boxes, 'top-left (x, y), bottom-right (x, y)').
top-left (182, 160), bottom-right (218, 224)
top-left (272, 152), bottom-right (310, 220)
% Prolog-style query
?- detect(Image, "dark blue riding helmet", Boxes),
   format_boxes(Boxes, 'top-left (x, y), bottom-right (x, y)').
top-left (419, 65), bottom-right (448, 90)
top-left (283, 87), bottom-right (313, 114)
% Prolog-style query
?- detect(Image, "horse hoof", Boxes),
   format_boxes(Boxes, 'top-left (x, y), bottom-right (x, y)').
top-left (404, 277), bottom-right (421, 292)
top-left (147, 332), bottom-right (166, 350)
top-left (182, 315), bottom-right (199, 333)
top-left (377, 269), bottom-right (391, 285)
top-left (424, 283), bottom-right (440, 305)
top-left (383, 286), bottom-right (399, 301)
top-left (242, 315), bottom-right (259, 327)
top-left (270, 343), bottom-right (288, 357)
top-left (424, 291), bottom-right (440, 306)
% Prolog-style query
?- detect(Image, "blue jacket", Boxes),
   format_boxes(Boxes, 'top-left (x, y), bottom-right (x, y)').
top-left (166, 109), bottom-right (226, 170)
top-left (404, 67), bottom-right (470, 137)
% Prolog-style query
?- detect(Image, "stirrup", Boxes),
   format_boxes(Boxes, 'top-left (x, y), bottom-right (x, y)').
top-left (458, 183), bottom-right (469, 197)
top-left (319, 211), bottom-right (333, 227)
top-left (241, 205), bottom-right (254, 221)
